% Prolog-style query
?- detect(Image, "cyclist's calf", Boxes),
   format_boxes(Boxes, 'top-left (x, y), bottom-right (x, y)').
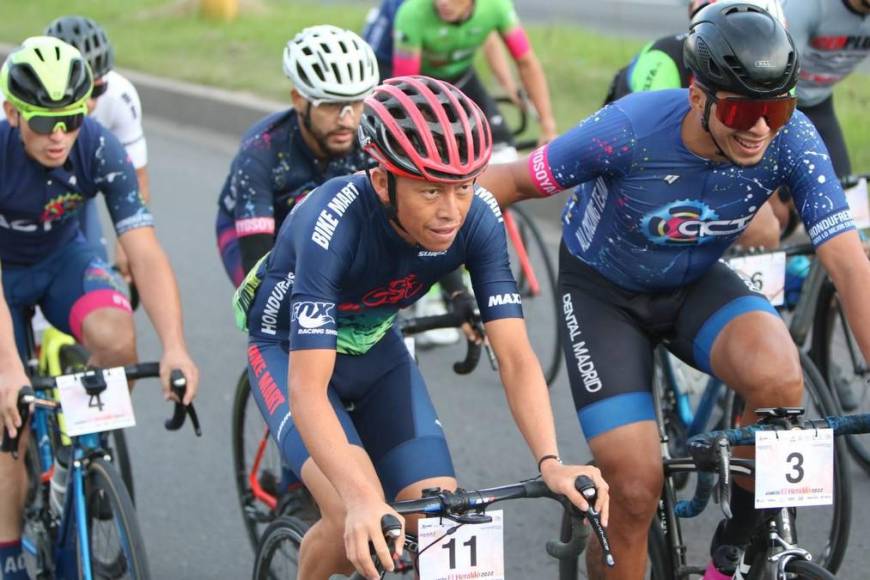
top-left (0, 428), bottom-right (29, 540)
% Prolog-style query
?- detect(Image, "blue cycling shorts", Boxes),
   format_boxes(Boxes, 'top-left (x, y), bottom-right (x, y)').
top-left (247, 327), bottom-right (455, 501)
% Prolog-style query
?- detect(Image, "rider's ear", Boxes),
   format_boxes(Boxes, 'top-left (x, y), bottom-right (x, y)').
top-left (369, 166), bottom-right (390, 203)
top-left (688, 83), bottom-right (706, 115)
top-left (3, 102), bottom-right (18, 127)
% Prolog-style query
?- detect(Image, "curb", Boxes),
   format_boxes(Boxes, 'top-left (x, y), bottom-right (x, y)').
top-left (1, 42), bottom-right (284, 139)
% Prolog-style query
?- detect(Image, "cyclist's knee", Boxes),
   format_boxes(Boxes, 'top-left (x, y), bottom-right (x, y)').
top-left (80, 308), bottom-right (136, 363)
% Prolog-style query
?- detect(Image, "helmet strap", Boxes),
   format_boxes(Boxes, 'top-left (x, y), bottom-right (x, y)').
top-left (366, 168), bottom-right (406, 233)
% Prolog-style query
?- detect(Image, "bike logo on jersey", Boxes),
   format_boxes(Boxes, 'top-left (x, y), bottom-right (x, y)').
top-left (41, 192), bottom-right (84, 223)
top-left (338, 273), bottom-right (425, 312)
top-left (292, 301), bottom-right (336, 331)
top-left (641, 200), bottom-right (753, 245)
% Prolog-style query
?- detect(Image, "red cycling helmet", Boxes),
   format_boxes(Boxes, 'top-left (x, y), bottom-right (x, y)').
top-left (359, 75), bottom-right (493, 183)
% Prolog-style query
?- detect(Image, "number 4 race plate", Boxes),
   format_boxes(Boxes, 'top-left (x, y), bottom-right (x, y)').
top-left (755, 429), bottom-right (833, 508)
top-left (56, 367), bottom-right (136, 437)
top-left (418, 510), bottom-right (504, 580)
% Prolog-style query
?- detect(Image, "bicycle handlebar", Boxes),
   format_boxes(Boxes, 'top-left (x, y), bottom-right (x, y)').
top-left (1, 363), bottom-right (202, 457)
top-left (676, 411), bottom-right (870, 519)
top-left (380, 475), bottom-right (613, 567)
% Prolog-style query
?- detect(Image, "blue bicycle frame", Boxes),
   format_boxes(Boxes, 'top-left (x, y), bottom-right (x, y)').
top-left (657, 347), bottom-right (727, 438)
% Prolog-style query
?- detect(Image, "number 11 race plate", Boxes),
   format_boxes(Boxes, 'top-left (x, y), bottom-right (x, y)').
top-left (755, 429), bottom-right (834, 508)
top-left (418, 510), bottom-right (504, 580)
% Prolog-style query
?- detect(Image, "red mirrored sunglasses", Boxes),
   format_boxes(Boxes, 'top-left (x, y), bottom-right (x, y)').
top-left (708, 93), bottom-right (796, 133)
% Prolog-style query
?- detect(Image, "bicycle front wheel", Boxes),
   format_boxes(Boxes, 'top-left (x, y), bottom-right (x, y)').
top-left (727, 351), bottom-right (851, 573)
top-left (252, 516), bottom-right (308, 580)
top-left (783, 559), bottom-right (837, 580)
top-left (811, 277), bottom-right (870, 473)
top-left (504, 205), bottom-right (562, 385)
top-left (78, 457), bottom-right (149, 579)
top-left (232, 369), bottom-right (282, 550)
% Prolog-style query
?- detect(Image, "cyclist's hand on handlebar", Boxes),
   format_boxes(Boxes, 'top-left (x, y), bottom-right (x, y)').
top-left (460, 322), bottom-right (484, 345)
top-left (159, 348), bottom-right (199, 405)
top-left (1, 370), bottom-right (30, 440)
top-left (345, 499), bottom-right (405, 580)
top-left (541, 462), bottom-right (610, 527)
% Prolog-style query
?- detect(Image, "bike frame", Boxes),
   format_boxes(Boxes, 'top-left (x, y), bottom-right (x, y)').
top-left (503, 209), bottom-right (542, 296)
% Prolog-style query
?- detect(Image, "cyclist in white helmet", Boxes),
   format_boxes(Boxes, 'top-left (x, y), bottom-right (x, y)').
top-left (216, 24), bottom-right (379, 287)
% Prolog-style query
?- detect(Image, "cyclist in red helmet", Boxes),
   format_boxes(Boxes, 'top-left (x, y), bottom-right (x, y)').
top-left (234, 76), bottom-right (608, 579)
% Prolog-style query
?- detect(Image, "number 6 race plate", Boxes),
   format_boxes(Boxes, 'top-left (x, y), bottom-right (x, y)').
top-left (754, 429), bottom-right (833, 508)
top-left (418, 510), bottom-right (504, 580)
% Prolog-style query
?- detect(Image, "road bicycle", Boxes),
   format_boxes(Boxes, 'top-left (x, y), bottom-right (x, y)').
top-left (232, 303), bottom-right (489, 551)
top-left (649, 408), bottom-right (870, 580)
top-left (1, 362), bottom-right (199, 580)
top-left (252, 475), bottom-right (612, 580)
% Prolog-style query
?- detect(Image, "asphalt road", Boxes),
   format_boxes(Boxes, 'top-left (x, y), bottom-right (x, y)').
top-left (105, 116), bottom-right (870, 579)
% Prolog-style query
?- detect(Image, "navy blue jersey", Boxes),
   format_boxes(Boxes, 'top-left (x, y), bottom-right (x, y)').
top-left (528, 89), bottom-right (854, 292)
top-left (363, 0), bottom-right (407, 64)
top-left (216, 110), bottom-right (372, 239)
top-left (0, 118), bottom-right (152, 266)
top-left (238, 173), bottom-right (522, 355)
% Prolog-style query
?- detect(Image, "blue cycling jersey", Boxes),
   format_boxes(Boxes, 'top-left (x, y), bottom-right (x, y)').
top-left (0, 118), bottom-right (152, 266)
top-left (216, 110), bottom-right (372, 238)
top-left (240, 172), bottom-right (523, 355)
top-left (527, 89), bottom-right (855, 292)
top-left (363, 0), bottom-right (407, 64)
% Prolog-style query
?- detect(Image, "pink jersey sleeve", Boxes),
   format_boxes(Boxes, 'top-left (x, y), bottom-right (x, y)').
top-left (392, 52), bottom-right (422, 77)
top-left (527, 145), bottom-right (562, 196)
top-left (503, 26), bottom-right (531, 61)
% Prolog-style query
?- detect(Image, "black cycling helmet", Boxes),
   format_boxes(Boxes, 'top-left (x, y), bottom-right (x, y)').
top-left (45, 16), bottom-right (115, 79)
top-left (684, 1), bottom-right (798, 99)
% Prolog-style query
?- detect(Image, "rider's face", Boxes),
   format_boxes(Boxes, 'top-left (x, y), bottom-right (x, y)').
top-left (691, 86), bottom-right (783, 166)
top-left (372, 167), bottom-right (475, 252)
top-left (292, 90), bottom-right (364, 157)
top-left (848, 0), bottom-right (870, 14)
top-left (434, 0), bottom-right (474, 22)
top-left (3, 101), bottom-right (80, 168)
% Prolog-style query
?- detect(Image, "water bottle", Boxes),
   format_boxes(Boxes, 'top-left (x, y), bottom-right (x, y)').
top-left (784, 255), bottom-right (811, 308)
top-left (49, 446), bottom-right (71, 516)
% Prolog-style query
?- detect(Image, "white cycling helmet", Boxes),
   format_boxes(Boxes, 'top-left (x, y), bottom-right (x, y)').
top-left (689, 0), bottom-right (786, 25)
top-left (283, 25), bottom-right (379, 103)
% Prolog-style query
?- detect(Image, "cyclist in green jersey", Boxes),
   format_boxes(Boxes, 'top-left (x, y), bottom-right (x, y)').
top-left (393, 0), bottom-right (557, 148)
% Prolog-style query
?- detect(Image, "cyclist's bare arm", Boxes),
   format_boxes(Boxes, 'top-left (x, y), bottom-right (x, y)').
top-left (816, 231), bottom-right (870, 363)
top-left (478, 156), bottom-right (547, 208)
top-left (512, 49), bottom-right (557, 143)
top-left (117, 227), bottom-right (199, 402)
top-left (485, 317), bottom-right (610, 520)
top-left (0, 273), bottom-right (28, 438)
top-left (483, 33), bottom-right (519, 103)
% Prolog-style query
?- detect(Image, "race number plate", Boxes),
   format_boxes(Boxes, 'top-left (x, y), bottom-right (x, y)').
top-left (418, 510), bottom-right (504, 580)
top-left (845, 177), bottom-right (870, 230)
top-left (56, 367), bottom-right (136, 436)
top-left (727, 252), bottom-right (786, 306)
top-left (755, 429), bottom-right (833, 508)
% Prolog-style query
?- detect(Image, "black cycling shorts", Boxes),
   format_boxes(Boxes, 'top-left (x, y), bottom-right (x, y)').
top-left (557, 243), bottom-right (778, 440)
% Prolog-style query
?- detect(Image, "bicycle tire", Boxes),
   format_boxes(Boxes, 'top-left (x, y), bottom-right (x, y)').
top-left (810, 277), bottom-right (870, 474)
top-left (77, 457), bottom-right (150, 579)
top-left (232, 369), bottom-right (281, 550)
top-left (727, 351), bottom-right (851, 573)
top-left (783, 558), bottom-right (837, 580)
top-left (58, 344), bottom-right (136, 502)
top-left (505, 205), bottom-right (562, 385)
top-left (252, 515), bottom-right (308, 580)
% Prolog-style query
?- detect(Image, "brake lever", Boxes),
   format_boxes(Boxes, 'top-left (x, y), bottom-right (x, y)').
top-left (576, 475), bottom-right (615, 568)
top-left (164, 370), bottom-right (202, 436)
top-left (1, 386), bottom-right (34, 459)
top-left (716, 437), bottom-right (733, 519)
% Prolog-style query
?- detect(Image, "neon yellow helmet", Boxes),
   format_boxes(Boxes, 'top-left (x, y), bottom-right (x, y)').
top-left (0, 36), bottom-right (93, 116)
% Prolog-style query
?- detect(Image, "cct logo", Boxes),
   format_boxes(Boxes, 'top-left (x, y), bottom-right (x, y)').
top-left (292, 301), bottom-right (335, 329)
top-left (641, 200), bottom-right (753, 245)
top-left (41, 192), bottom-right (84, 223)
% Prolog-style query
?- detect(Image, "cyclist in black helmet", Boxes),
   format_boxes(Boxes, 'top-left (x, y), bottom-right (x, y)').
top-left (480, 3), bottom-right (870, 577)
